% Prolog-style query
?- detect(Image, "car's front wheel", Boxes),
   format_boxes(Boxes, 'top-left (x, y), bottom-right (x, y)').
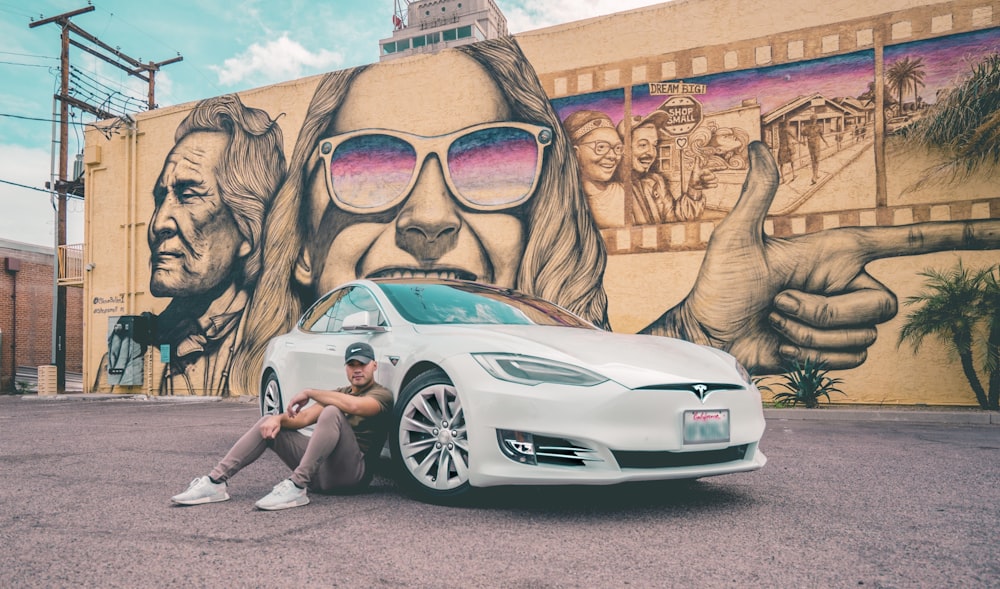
top-left (390, 368), bottom-right (471, 503)
top-left (260, 372), bottom-right (283, 416)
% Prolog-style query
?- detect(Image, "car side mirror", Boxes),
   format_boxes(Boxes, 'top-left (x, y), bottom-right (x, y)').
top-left (342, 310), bottom-right (388, 332)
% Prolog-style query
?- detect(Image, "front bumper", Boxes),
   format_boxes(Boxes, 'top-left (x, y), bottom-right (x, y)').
top-left (445, 356), bottom-right (768, 488)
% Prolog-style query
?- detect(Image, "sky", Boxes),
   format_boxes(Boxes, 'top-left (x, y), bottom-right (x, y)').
top-left (0, 0), bottom-right (668, 248)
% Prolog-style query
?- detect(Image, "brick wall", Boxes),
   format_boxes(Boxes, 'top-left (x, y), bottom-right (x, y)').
top-left (0, 241), bottom-right (83, 391)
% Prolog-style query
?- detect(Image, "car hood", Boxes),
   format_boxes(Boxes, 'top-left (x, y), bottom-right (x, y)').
top-left (411, 324), bottom-right (744, 389)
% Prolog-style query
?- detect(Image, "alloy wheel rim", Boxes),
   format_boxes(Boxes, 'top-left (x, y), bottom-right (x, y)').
top-left (398, 383), bottom-right (469, 490)
top-left (262, 379), bottom-right (281, 415)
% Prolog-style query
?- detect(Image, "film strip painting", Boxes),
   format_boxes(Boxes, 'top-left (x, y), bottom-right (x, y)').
top-left (543, 1), bottom-right (999, 254)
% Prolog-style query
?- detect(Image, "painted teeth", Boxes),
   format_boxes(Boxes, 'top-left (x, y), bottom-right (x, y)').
top-left (375, 270), bottom-right (473, 280)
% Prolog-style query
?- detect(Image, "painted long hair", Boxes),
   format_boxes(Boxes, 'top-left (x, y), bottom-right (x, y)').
top-left (232, 67), bottom-right (367, 395)
top-left (232, 37), bottom-right (609, 395)
top-left (170, 94), bottom-right (285, 289)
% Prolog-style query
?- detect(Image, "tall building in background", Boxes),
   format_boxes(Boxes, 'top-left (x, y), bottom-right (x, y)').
top-left (379, 0), bottom-right (508, 61)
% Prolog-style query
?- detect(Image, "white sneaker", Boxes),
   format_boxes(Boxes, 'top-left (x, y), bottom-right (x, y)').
top-left (171, 476), bottom-right (230, 505)
top-left (255, 479), bottom-right (309, 511)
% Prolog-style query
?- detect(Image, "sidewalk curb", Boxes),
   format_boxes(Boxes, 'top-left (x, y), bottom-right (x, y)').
top-left (765, 408), bottom-right (999, 425)
top-left (17, 393), bottom-right (258, 404)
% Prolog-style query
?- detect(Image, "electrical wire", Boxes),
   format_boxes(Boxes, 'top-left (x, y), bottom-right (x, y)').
top-left (0, 178), bottom-right (85, 200)
top-left (0, 60), bottom-right (56, 68)
top-left (0, 113), bottom-right (93, 126)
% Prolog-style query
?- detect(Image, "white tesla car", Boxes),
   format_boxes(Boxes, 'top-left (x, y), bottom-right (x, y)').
top-left (259, 278), bottom-right (766, 503)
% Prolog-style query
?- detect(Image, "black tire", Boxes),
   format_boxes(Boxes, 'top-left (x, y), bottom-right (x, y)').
top-left (260, 372), bottom-right (283, 416)
top-left (390, 368), bottom-right (471, 504)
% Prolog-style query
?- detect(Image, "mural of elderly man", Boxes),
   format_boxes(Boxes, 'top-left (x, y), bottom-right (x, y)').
top-left (149, 95), bottom-right (285, 396)
top-left (232, 36), bottom-right (1000, 397)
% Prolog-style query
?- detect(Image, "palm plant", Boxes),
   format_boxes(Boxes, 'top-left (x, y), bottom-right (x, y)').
top-left (898, 262), bottom-right (999, 410)
top-left (905, 52), bottom-right (1000, 185)
top-left (979, 269), bottom-right (1000, 409)
top-left (886, 56), bottom-right (926, 115)
top-left (769, 358), bottom-right (845, 408)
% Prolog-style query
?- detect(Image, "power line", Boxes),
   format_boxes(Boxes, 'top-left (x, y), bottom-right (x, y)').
top-left (0, 60), bottom-right (58, 69)
top-left (70, 67), bottom-right (148, 110)
top-left (0, 49), bottom-right (58, 60)
top-left (0, 178), bottom-right (85, 200)
top-left (0, 112), bottom-right (98, 126)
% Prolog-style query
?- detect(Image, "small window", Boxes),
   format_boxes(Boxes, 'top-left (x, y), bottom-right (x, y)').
top-left (300, 286), bottom-right (385, 333)
top-left (442, 6), bottom-right (446, 11)
top-left (412, 35), bottom-right (426, 48)
top-left (443, 28), bottom-right (457, 41)
top-left (427, 32), bottom-right (439, 44)
top-left (425, 10), bottom-right (430, 15)
top-left (457, 25), bottom-right (472, 38)
top-left (382, 42), bottom-right (396, 54)
top-left (396, 38), bottom-right (410, 50)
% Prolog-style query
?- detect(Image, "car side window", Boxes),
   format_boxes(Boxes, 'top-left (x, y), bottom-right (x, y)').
top-left (300, 286), bottom-right (386, 334)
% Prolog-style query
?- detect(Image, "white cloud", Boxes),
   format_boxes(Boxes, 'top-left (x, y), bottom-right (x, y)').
top-left (502, 0), bottom-right (669, 33)
top-left (0, 144), bottom-right (66, 247)
top-left (210, 33), bottom-right (345, 87)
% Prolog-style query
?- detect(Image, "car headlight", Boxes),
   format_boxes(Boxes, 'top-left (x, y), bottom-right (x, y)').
top-left (472, 353), bottom-right (608, 387)
top-left (734, 358), bottom-right (752, 385)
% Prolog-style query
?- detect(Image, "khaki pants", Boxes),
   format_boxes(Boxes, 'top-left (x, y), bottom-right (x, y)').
top-left (210, 406), bottom-right (366, 491)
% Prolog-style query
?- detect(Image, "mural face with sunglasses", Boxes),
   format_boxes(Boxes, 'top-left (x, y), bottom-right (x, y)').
top-left (296, 52), bottom-right (546, 297)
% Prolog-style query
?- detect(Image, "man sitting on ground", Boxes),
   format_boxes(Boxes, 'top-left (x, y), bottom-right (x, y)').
top-left (171, 342), bottom-right (392, 510)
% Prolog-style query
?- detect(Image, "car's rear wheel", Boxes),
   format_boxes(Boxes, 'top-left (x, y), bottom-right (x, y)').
top-left (260, 372), bottom-right (283, 416)
top-left (390, 368), bottom-right (471, 503)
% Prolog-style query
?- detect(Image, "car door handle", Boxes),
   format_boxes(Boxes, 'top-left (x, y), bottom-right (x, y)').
top-left (326, 345), bottom-right (338, 351)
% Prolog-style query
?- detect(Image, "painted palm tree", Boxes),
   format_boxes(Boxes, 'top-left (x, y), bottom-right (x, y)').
top-left (906, 52), bottom-right (1000, 185)
top-left (980, 269), bottom-right (1000, 410)
top-left (886, 56), bottom-right (926, 115)
top-left (898, 262), bottom-right (999, 410)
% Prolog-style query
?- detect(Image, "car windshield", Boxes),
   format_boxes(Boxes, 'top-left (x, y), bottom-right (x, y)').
top-left (376, 282), bottom-right (596, 328)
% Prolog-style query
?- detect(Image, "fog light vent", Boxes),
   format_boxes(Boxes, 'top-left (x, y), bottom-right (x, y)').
top-left (497, 430), bottom-right (536, 465)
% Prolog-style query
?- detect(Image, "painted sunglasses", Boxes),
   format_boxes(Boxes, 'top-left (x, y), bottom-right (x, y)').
top-left (315, 122), bottom-right (553, 214)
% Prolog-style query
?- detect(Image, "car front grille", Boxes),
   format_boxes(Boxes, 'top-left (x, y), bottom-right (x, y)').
top-left (533, 435), bottom-right (602, 467)
top-left (612, 444), bottom-right (749, 469)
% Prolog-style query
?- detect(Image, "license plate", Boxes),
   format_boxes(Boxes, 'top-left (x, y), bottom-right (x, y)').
top-left (683, 410), bottom-right (730, 444)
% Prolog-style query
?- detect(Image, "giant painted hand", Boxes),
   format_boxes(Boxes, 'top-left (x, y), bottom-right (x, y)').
top-left (643, 141), bottom-right (1000, 374)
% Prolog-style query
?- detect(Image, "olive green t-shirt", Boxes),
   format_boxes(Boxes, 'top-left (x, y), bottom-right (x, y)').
top-left (338, 381), bottom-right (393, 458)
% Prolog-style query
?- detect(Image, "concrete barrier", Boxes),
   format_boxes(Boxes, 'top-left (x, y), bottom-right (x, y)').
top-left (37, 365), bottom-right (58, 396)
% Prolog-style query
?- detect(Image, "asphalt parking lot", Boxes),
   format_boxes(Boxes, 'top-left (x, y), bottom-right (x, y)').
top-left (2, 394), bottom-right (997, 588)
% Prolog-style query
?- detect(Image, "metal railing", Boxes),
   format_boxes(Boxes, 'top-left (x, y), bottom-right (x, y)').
top-left (58, 243), bottom-right (83, 287)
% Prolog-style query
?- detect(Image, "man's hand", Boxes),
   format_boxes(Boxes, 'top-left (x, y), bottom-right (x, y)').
top-left (259, 414), bottom-right (282, 439)
top-left (286, 391), bottom-right (311, 418)
top-left (643, 141), bottom-right (1000, 374)
top-left (689, 168), bottom-right (718, 193)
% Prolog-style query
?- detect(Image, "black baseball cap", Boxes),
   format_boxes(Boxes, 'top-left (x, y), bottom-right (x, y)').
top-left (345, 342), bottom-right (375, 364)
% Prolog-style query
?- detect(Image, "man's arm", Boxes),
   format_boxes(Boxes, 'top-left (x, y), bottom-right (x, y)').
top-left (287, 388), bottom-right (383, 418)
top-left (260, 403), bottom-right (323, 439)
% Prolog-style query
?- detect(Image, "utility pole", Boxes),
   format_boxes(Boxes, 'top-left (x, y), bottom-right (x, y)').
top-left (30, 6), bottom-right (182, 392)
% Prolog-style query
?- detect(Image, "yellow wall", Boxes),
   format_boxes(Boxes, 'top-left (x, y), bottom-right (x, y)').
top-left (84, 0), bottom-right (1000, 406)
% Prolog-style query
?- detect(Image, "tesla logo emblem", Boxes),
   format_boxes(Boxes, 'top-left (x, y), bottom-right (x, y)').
top-left (691, 384), bottom-right (710, 402)
top-left (389, 356), bottom-right (400, 366)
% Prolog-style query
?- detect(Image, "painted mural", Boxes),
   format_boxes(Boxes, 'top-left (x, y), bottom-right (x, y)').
top-left (147, 95), bottom-right (285, 395)
top-left (115, 28), bottom-right (999, 406)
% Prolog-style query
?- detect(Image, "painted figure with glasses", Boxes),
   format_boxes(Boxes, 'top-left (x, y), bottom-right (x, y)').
top-left (563, 110), bottom-right (626, 228)
top-left (233, 39), bottom-right (610, 395)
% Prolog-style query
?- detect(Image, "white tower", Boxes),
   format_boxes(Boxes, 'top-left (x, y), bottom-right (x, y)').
top-left (379, 0), bottom-right (509, 61)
